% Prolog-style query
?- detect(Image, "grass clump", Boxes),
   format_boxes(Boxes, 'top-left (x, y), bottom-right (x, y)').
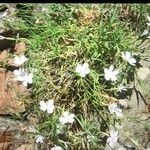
top-left (3, 3), bottom-right (150, 150)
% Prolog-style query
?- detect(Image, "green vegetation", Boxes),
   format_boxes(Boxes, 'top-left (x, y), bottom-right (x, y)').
top-left (2, 3), bottom-right (150, 149)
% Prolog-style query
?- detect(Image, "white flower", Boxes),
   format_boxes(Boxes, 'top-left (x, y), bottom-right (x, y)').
top-left (108, 103), bottom-right (123, 117)
top-left (59, 111), bottom-right (75, 124)
top-left (40, 100), bottom-right (54, 114)
top-left (147, 15), bottom-right (150, 26)
top-left (35, 135), bottom-right (44, 143)
top-left (51, 145), bottom-right (62, 150)
top-left (104, 65), bottom-right (119, 81)
top-left (141, 29), bottom-right (150, 38)
top-left (141, 29), bottom-right (149, 36)
top-left (0, 10), bottom-right (8, 19)
top-left (75, 62), bottom-right (90, 77)
top-left (122, 51), bottom-right (136, 66)
top-left (107, 130), bottom-right (118, 148)
top-left (14, 54), bottom-right (28, 66)
top-left (22, 73), bottom-right (33, 87)
top-left (13, 68), bottom-right (33, 87)
top-left (13, 68), bottom-right (27, 81)
top-left (118, 84), bottom-right (127, 92)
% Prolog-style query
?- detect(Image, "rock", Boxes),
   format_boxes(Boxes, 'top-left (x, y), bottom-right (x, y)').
top-left (0, 128), bottom-right (15, 150)
top-left (116, 39), bottom-right (150, 150)
top-left (137, 67), bottom-right (150, 80)
top-left (124, 142), bottom-right (136, 149)
top-left (146, 142), bottom-right (150, 149)
top-left (105, 142), bottom-right (126, 150)
top-left (0, 117), bottom-right (23, 149)
top-left (118, 99), bottom-right (129, 109)
top-left (139, 113), bottom-right (149, 120)
top-left (0, 50), bottom-right (9, 62)
top-left (0, 69), bottom-right (29, 114)
top-left (0, 117), bottom-right (36, 150)
top-left (129, 90), bottom-right (147, 113)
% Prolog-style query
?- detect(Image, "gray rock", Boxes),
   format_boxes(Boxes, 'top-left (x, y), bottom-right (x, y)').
top-left (146, 142), bottom-right (150, 149)
top-left (137, 67), bottom-right (150, 80)
top-left (116, 39), bottom-right (150, 150)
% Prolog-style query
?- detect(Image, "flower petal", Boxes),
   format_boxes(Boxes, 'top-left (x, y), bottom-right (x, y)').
top-left (13, 69), bottom-right (21, 76)
top-left (14, 55), bottom-right (28, 66)
top-left (84, 68), bottom-right (90, 75)
top-left (111, 131), bottom-right (118, 139)
top-left (68, 117), bottom-right (74, 123)
top-left (107, 137), bottom-right (115, 148)
top-left (147, 23), bottom-right (150, 26)
top-left (76, 63), bottom-right (90, 77)
top-left (51, 146), bottom-right (62, 150)
top-left (26, 73), bottom-right (33, 84)
top-left (110, 75), bottom-right (117, 81)
top-left (113, 70), bottom-right (119, 76)
top-left (104, 74), bottom-right (111, 81)
top-left (35, 135), bottom-right (44, 143)
top-left (79, 71), bottom-right (86, 77)
top-left (21, 55), bottom-right (28, 62)
top-left (109, 65), bottom-right (114, 72)
top-left (14, 56), bottom-right (20, 65)
top-left (75, 64), bottom-right (82, 73)
top-left (47, 106), bottom-right (54, 114)
top-left (141, 29), bottom-right (149, 36)
top-left (115, 108), bottom-right (123, 117)
top-left (108, 103), bottom-right (118, 114)
top-left (104, 68), bottom-right (111, 80)
top-left (40, 101), bottom-right (47, 111)
top-left (118, 84), bottom-right (127, 92)
top-left (47, 100), bottom-right (54, 106)
top-left (63, 111), bottom-right (69, 117)
top-left (104, 68), bottom-right (109, 74)
top-left (46, 100), bottom-right (54, 114)
top-left (147, 15), bottom-right (150, 22)
top-left (22, 80), bottom-right (28, 87)
top-left (129, 58), bottom-right (136, 66)
top-left (59, 116), bottom-right (66, 124)
top-left (68, 114), bottom-right (75, 123)
top-left (125, 51), bottom-right (131, 60)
